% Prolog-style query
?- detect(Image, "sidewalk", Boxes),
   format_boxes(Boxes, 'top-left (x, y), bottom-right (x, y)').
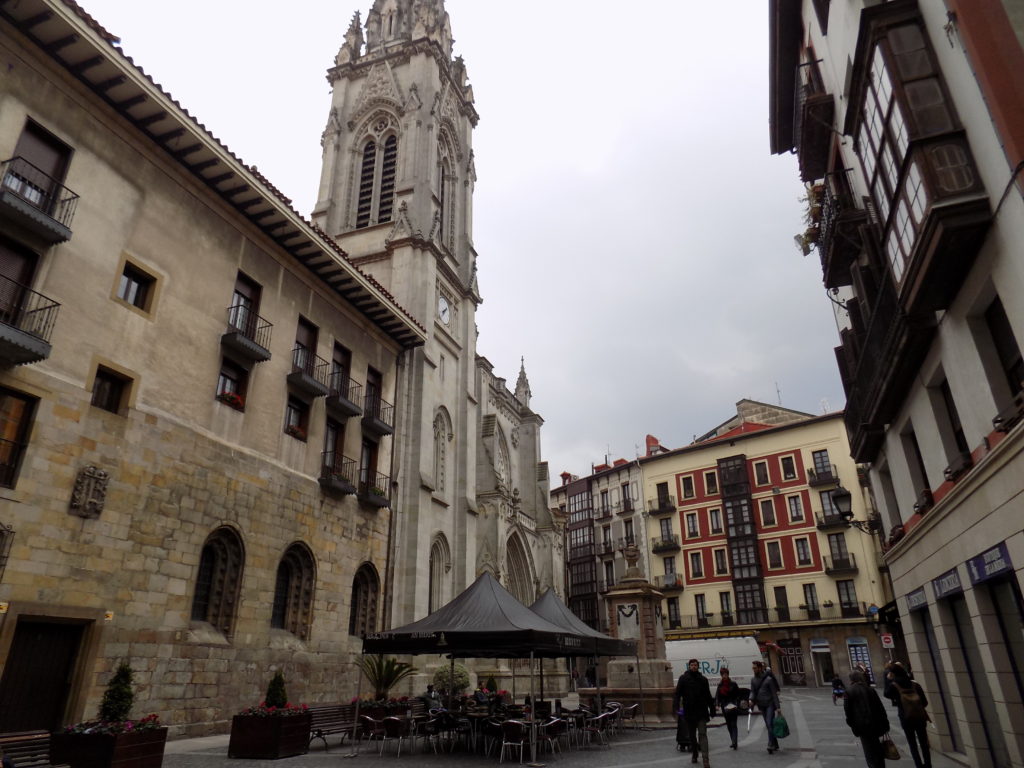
top-left (161, 687), bottom-right (969, 768)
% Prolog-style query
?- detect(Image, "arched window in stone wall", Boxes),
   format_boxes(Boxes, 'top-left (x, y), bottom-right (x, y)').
top-left (355, 133), bottom-right (398, 229)
top-left (428, 535), bottom-right (452, 614)
top-left (191, 526), bottom-right (244, 637)
top-left (271, 542), bottom-right (316, 640)
top-left (433, 408), bottom-right (452, 493)
top-left (505, 533), bottom-right (533, 605)
top-left (495, 429), bottom-right (511, 491)
top-left (349, 563), bottom-right (380, 637)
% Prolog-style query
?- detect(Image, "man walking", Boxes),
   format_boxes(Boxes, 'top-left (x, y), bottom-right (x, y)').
top-left (844, 670), bottom-right (890, 768)
top-left (749, 661), bottom-right (781, 753)
top-left (674, 659), bottom-right (715, 767)
top-left (884, 662), bottom-right (931, 768)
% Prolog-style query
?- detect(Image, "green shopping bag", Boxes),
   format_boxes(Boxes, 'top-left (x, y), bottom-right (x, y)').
top-left (772, 713), bottom-right (790, 739)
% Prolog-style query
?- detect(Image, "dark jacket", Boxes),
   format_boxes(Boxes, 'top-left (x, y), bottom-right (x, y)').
top-left (749, 670), bottom-right (781, 709)
top-left (844, 681), bottom-right (890, 738)
top-left (714, 678), bottom-right (743, 719)
top-left (674, 670), bottom-right (714, 724)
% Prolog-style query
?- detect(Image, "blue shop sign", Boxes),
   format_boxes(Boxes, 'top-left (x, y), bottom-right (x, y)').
top-left (966, 542), bottom-right (1014, 585)
top-left (932, 567), bottom-right (963, 599)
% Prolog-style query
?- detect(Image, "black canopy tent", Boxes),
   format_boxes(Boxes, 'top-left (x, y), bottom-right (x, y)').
top-left (362, 571), bottom-right (587, 658)
top-left (528, 588), bottom-right (636, 658)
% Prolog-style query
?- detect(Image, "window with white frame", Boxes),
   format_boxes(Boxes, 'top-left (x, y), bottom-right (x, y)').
top-left (680, 475), bottom-right (695, 499)
top-left (787, 495), bottom-right (804, 522)
top-left (766, 540), bottom-right (783, 569)
top-left (754, 461), bottom-right (769, 485)
top-left (760, 498), bottom-right (777, 526)
top-left (714, 548), bottom-right (728, 575)
top-left (704, 471), bottom-right (718, 495)
top-left (709, 508), bottom-right (723, 534)
top-left (686, 512), bottom-right (699, 538)
top-left (795, 537), bottom-right (812, 566)
top-left (780, 455), bottom-right (797, 480)
top-left (690, 551), bottom-right (704, 578)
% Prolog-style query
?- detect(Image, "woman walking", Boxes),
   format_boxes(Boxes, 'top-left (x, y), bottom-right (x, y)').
top-left (714, 667), bottom-right (743, 750)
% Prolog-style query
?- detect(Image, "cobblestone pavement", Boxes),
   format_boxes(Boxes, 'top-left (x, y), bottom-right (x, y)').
top-left (165, 688), bottom-right (966, 768)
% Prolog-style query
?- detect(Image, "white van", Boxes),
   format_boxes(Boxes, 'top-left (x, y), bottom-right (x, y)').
top-left (665, 636), bottom-right (763, 687)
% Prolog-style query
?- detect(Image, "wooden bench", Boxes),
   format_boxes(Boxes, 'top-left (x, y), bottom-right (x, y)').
top-left (0, 730), bottom-right (66, 768)
top-left (307, 704), bottom-right (357, 752)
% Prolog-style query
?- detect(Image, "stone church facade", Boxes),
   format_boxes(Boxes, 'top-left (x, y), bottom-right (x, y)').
top-left (311, 0), bottom-right (562, 624)
top-left (0, 0), bottom-right (560, 738)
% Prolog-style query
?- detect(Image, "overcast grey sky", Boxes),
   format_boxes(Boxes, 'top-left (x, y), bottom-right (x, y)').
top-left (80, 0), bottom-right (846, 479)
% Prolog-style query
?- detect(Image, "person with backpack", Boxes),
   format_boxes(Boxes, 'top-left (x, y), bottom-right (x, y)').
top-left (749, 660), bottom-right (782, 754)
top-left (844, 670), bottom-right (890, 768)
top-left (884, 662), bottom-right (931, 768)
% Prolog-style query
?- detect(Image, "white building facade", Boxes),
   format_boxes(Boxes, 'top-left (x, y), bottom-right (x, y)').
top-left (770, 1), bottom-right (1024, 765)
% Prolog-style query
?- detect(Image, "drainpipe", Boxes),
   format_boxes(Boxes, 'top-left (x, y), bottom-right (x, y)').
top-left (382, 345), bottom-right (409, 630)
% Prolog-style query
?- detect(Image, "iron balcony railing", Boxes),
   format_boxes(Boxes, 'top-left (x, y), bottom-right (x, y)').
top-left (1, 156), bottom-right (79, 228)
top-left (292, 347), bottom-right (331, 387)
top-left (824, 553), bottom-right (858, 573)
top-left (358, 470), bottom-right (391, 505)
top-left (816, 511), bottom-right (848, 529)
top-left (648, 494), bottom-right (676, 515)
top-left (225, 303), bottom-right (273, 351)
top-left (0, 273), bottom-right (60, 343)
top-left (668, 602), bottom-right (868, 631)
top-left (615, 498), bottom-right (635, 516)
top-left (653, 573), bottom-right (684, 590)
top-left (651, 534), bottom-right (680, 553)
top-left (363, 394), bottom-right (395, 430)
top-left (807, 463), bottom-right (839, 487)
top-left (320, 450), bottom-right (357, 488)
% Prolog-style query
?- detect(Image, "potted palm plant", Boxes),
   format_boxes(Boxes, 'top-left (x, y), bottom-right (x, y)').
top-left (51, 662), bottom-right (167, 768)
top-left (227, 671), bottom-right (310, 759)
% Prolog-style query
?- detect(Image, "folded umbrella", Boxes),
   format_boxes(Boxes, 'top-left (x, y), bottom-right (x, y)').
top-left (746, 711), bottom-right (752, 734)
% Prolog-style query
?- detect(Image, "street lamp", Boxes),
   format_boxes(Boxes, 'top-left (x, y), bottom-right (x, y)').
top-left (831, 485), bottom-right (880, 534)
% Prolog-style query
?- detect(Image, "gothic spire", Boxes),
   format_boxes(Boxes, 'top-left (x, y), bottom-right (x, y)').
top-left (335, 11), bottom-right (364, 65)
top-left (365, 0), bottom-right (453, 58)
top-left (514, 357), bottom-right (532, 408)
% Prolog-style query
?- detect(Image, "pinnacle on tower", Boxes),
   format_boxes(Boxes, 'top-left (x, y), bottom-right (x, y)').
top-left (515, 357), bottom-right (532, 408)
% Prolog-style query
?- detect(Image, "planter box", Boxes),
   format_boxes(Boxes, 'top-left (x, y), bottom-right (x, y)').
top-left (50, 727), bottom-right (167, 768)
top-left (228, 713), bottom-right (311, 759)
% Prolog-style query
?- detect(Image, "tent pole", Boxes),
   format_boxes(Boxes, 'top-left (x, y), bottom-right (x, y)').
top-left (635, 652), bottom-right (648, 729)
top-left (448, 656), bottom-right (455, 712)
top-left (526, 650), bottom-right (543, 767)
top-left (344, 652), bottom-right (364, 758)
top-left (540, 658), bottom-right (545, 701)
top-left (512, 659), bottom-right (517, 702)
top-left (594, 655), bottom-right (603, 713)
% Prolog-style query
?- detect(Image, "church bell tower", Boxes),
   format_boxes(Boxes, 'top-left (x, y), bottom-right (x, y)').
top-left (313, 0), bottom-right (483, 625)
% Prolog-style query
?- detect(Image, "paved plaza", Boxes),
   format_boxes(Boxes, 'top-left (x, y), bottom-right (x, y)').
top-left (164, 689), bottom-right (966, 768)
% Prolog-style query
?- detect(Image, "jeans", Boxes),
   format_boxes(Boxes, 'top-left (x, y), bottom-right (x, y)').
top-left (724, 713), bottom-right (739, 746)
top-left (902, 720), bottom-right (931, 768)
top-left (761, 703), bottom-right (779, 748)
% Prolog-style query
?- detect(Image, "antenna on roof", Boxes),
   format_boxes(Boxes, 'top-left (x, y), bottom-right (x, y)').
top-left (775, 381), bottom-right (783, 405)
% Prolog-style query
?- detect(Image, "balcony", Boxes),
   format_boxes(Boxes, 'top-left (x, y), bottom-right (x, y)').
top-left (287, 347), bottom-right (330, 398)
top-left (598, 539), bottom-right (615, 556)
top-left (617, 536), bottom-right (636, 551)
top-left (357, 470), bottom-right (391, 508)
top-left (943, 451), bottom-right (973, 483)
top-left (913, 488), bottom-right (934, 515)
top-left (362, 395), bottom-right (394, 436)
top-left (221, 304), bottom-right (272, 363)
top-left (651, 534), bottom-right (680, 553)
top-left (824, 553), bottom-right (858, 575)
top-left (0, 157), bottom-right (78, 243)
top-left (598, 579), bottom-right (616, 594)
top-left (819, 170), bottom-right (868, 290)
top-left (993, 390), bottom-right (1024, 434)
top-left (793, 65), bottom-right (834, 182)
top-left (816, 511), bottom-right (848, 531)
top-left (319, 451), bottom-right (357, 496)
top-left (326, 372), bottom-right (363, 419)
top-left (842, 277), bottom-right (935, 462)
top-left (668, 603), bottom-right (868, 632)
top-left (0, 276), bottom-right (59, 365)
top-left (892, 138), bottom-right (991, 319)
top-left (648, 494), bottom-right (676, 517)
top-left (807, 463), bottom-right (838, 487)
top-left (595, 505), bottom-right (613, 521)
top-left (653, 573), bottom-right (684, 591)
top-left (616, 499), bottom-right (635, 517)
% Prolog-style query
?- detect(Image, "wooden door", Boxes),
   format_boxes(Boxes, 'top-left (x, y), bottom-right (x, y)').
top-left (0, 620), bottom-right (84, 731)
